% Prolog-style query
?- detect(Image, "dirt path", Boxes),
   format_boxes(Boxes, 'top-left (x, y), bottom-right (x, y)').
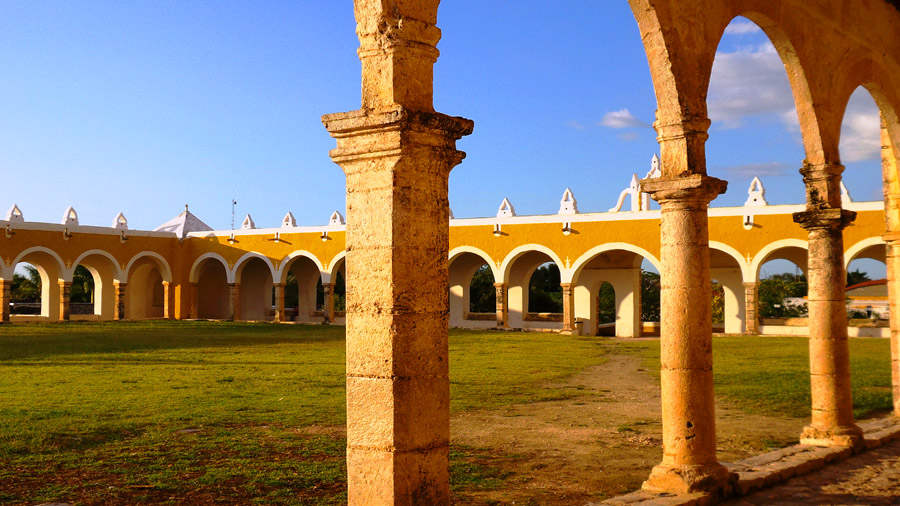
top-left (451, 347), bottom-right (806, 506)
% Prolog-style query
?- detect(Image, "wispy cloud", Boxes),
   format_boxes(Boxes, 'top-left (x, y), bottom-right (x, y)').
top-left (617, 132), bottom-right (639, 142)
top-left (724, 21), bottom-right (762, 35)
top-left (600, 108), bottom-right (650, 129)
top-left (566, 120), bottom-right (587, 131)
top-left (840, 90), bottom-right (881, 163)
top-left (715, 162), bottom-right (792, 178)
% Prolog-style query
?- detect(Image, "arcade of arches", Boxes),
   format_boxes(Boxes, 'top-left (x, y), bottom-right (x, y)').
top-left (2, 0), bottom-right (900, 504)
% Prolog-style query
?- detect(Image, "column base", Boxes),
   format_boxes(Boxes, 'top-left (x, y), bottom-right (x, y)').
top-left (800, 424), bottom-right (864, 449)
top-left (642, 463), bottom-right (736, 496)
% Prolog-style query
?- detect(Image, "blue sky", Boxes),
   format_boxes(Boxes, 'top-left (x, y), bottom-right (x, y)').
top-left (0, 2), bottom-right (884, 238)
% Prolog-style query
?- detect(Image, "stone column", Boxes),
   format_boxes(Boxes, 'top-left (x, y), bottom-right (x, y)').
top-left (228, 283), bottom-right (239, 321)
top-left (886, 238), bottom-right (900, 416)
top-left (794, 162), bottom-right (863, 448)
top-left (59, 281), bottom-right (72, 321)
top-left (743, 282), bottom-right (759, 334)
top-left (189, 282), bottom-right (199, 319)
top-left (560, 282), bottom-right (575, 334)
top-left (322, 282), bottom-right (334, 324)
top-left (494, 282), bottom-right (509, 328)
top-left (113, 281), bottom-right (126, 321)
top-left (274, 283), bottom-right (286, 323)
top-left (162, 281), bottom-right (171, 319)
top-left (0, 278), bottom-right (10, 323)
top-left (640, 114), bottom-right (731, 495)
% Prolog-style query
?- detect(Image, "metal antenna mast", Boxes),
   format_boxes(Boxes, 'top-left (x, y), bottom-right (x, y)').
top-left (231, 195), bottom-right (237, 230)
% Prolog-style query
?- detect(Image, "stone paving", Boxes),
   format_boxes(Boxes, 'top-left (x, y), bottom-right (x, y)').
top-left (722, 438), bottom-right (900, 506)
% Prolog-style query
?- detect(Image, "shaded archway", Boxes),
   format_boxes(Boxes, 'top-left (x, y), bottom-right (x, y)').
top-left (70, 250), bottom-right (121, 320)
top-left (125, 253), bottom-right (172, 320)
top-left (281, 254), bottom-right (322, 323)
top-left (194, 257), bottom-right (230, 320)
top-left (448, 248), bottom-right (496, 329)
top-left (502, 248), bottom-right (564, 330)
top-left (570, 248), bottom-right (647, 337)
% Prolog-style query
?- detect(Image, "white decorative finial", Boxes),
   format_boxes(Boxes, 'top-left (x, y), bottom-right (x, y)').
top-left (112, 212), bottom-right (128, 230)
top-left (6, 204), bottom-right (24, 224)
top-left (449, 208), bottom-right (455, 220)
top-left (61, 206), bottom-right (79, 226)
top-left (329, 211), bottom-right (345, 226)
top-left (185, 204), bottom-right (189, 213)
top-left (647, 154), bottom-right (661, 178)
top-left (497, 198), bottom-right (516, 218)
top-left (744, 177), bottom-right (768, 207)
top-left (558, 188), bottom-right (578, 215)
top-left (282, 212), bottom-right (296, 228)
top-left (609, 174), bottom-right (641, 212)
top-left (840, 181), bottom-right (853, 203)
top-left (241, 214), bottom-right (256, 230)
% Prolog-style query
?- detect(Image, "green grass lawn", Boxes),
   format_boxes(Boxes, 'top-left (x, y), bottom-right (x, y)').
top-left (0, 322), bottom-right (893, 505)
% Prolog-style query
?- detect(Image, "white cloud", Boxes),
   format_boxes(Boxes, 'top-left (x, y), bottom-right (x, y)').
top-left (724, 21), bottom-right (762, 35)
top-left (566, 120), bottom-right (587, 131)
top-left (600, 109), bottom-right (650, 129)
top-left (715, 162), bottom-right (792, 177)
top-left (707, 42), bottom-right (796, 129)
top-left (840, 90), bottom-right (881, 163)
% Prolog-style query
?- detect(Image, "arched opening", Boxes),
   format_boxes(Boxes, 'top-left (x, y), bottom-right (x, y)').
top-left (710, 248), bottom-right (746, 334)
top-left (505, 250), bottom-right (563, 330)
top-left (706, 16), bottom-right (809, 207)
top-left (756, 249), bottom-right (809, 335)
top-left (570, 249), bottom-right (648, 337)
top-left (282, 255), bottom-right (320, 323)
top-left (9, 262), bottom-right (48, 320)
top-left (448, 251), bottom-right (495, 329)
top-left (846, 244), bottom-right (889, 336)
top-left (236, 257), bottom-right (274, 321)
top-left (71, 252), bottom-right (118, 320)
top-left (126, 258), bottom-right (166, 320)
top-left (196, 258), bottom-right (230, 320)
top-left (839, 88), bottom-right (885, 203)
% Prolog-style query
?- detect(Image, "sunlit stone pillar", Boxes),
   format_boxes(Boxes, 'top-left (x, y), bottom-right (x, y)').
top-left (794, 162), bottom-right (863, 448)
top-left (494, 282), bottom-right (509, 328)
top-left (886, 238), bottom-right (900, 416)
top-left (322, 282), bottom-right (334, 324)
top-left (189, 282), bottom-right (199, 319)
top-left (640, 115), bottom-right (732, 495)
top-left (58, 281), bottom-right (72, 321)
top-left (0, 278), bottom-right (10, 323)
top-left (162, 281), bottom-right (171, 319)
top-left (228, 283), bottom-right (239, 321)
top-left (274, 283), bottom-right (286, 323)
top-left (743, 282), bottom-right (759, 334)
top-left (323, 3), bottom-right (472, 502)
top-left (560, 282), bottom-right (575, 334)
top-left (113, 281), bottom-right (126, 321)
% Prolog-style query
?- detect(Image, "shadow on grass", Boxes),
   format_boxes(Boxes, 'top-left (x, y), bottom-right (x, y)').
top-left (0, 320), bottom-right (346, 361)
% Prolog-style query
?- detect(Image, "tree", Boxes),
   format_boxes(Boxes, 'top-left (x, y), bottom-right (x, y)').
top-left (758, 272), bottom-right (807, 318)
top-left (11, 265), bottom-right (41, 302)
top-left (597, 282), bottom-right (615, 324)
top-left (469, 265), bottom-right (496, 313)
top-left (846, 268), bottom-right (871, 287)
top-left (69, 265), bottom-right (95, 304)
top-left (711, 280), bottom-right (725, 324)
top-left (528, 263), bottom-right (562, 313)
top-left (641, 270), bottom-right (661, 322)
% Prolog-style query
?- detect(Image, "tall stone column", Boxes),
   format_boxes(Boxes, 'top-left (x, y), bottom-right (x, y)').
top-left (886, 238), bottom-right (900, 416)
top-left (794, 162), bottom-right (863, 448)
top-left (58, 281), bottom-right (72, 321)
top-left (0, 278), bottom-right (10, 323)
top-left (189, 282), bottom-right (199, 319)
top-left (274, 283), bottom-right (286, 323)
top-left (322, 282), bottom-right (334, 324)
top-left (228, 283), bottom-right (239, 321)
top-left (743, 282), bottom-right (759, 334)
top-left (560, 282), bottom-right (575, 334)
top-left (162, 281), bottom-right (171, 319)
top-left (114, 281), bottom-right (126, 321)
top-left (494, 282), bottom-right (508, 328)
top-left (640, 114), bottom-right (732, 495)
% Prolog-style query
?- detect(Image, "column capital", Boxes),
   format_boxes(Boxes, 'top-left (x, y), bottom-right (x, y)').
top-left (882, 231), bottom-right (900, 243)
top-left (640, 174), bottom-right (727, 205)
top-left (799, 161), bottom-right (845, 179)
top-left (492, 282), bottom-right (507, 288)
top-left (742, 281), bottom-right (758, 288)
top-left (792, 208), bottom-right (856, 231)
top-left (322, 106), bottom-right (473, 169)
top-left (653, 115), bottom-right (711, 144)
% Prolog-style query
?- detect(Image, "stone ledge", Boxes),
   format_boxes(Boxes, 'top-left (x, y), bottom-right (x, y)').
top-left (595, 417), bottom-right (899, 506)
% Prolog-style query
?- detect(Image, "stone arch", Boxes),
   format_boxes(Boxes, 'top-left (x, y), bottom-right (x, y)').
top-left (10, 246), bottom-right (66, 320)
top-left (844, 236), bottom-right (887, 268)
top-left (325, 251), bottom-right (347, 284)
top-left (275, 250), bottom-right (325, 285)
top-left (124, 252), bottom-right (172, 283)
top-left (234, 256), bottom-right (275, 321)
top-left (751, 238), bottom-right (809, 281)
top-left (448, 246), bottom-right (498, 329)
top-left (189, 253), bottom-right (232, 284)
top-left (499, 244), bottom-right (565, 284)
top-left (70, 249), bottom-right (122, 319)
top-left (70, 249), bottom-right (124, 282)
top-left (500, 245), bottom-right (566, 330)
top-left (709, 241), bottom-right (750, 333)
top-left (12, 247), bottom-right (66, 280)
top-left (233, 252), bottom-right (276, 284)
top-left (281, 252), bottom-right (327, 323)
top-left (570, 244), bottom-right (659, 338)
